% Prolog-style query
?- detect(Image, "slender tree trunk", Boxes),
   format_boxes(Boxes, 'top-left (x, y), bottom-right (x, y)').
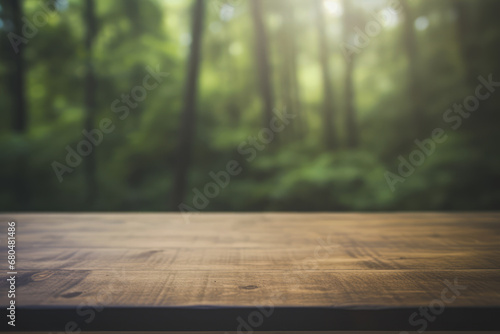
top-left (452, 0), bottom-right (476, 86)
top-left (250, 0), bottom-right (274, 127)
top-left (84, 0), bottom-right (97, 206)
top-left (344, 57), bottom-right (357, 148)
top-left (11, 0), bottom-right (27, 133)
top-left (10, 0), bottom-right (29, 210)
top-left (126, 0), bottom-right (143, 36)
top-left (171, 0), bottom-right (205, 210)
top-left (401, 0), bottom-right (423, 134)
top-left (277, 13), bottom-right (294, 141)
top-left (342, 0), bottom-right (357, 148)
top-left (282, 1), bottom-right (303, 138)
top-left (314, 0), bottom-right (337, 150)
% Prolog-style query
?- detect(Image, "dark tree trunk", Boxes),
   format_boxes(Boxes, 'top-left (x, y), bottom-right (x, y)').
top-left (11, 0), bottom-right (27, 133)
top-left (250, 0), bottom-right (274, 127)
top-left (125, 0), bottom-right (143, 36)
top-left (344, 57), bottom-right (357, 148)
top-left (342, 0), bottom-right (357, 148)
top-left (171, 0), bottom-right (205, 210)
top-left (84, 0), bottom-right (97, 206)
top-left (9, 0), bottom-right (30, 210)
top-left (281, 1), bottom-right (303, 138)
top-left (452, 0), bottom-right (476, 86)
top-left (401, 0), bottom-right (423, 134)
top-left (314, 0), bottom-right (337, 150)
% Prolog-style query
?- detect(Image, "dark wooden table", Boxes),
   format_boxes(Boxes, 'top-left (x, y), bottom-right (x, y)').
top-left (0, 213), bottom-right (499, 332)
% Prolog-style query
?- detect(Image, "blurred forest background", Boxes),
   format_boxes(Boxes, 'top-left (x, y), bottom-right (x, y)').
top-left (1, 0), bottom-right (499, 212)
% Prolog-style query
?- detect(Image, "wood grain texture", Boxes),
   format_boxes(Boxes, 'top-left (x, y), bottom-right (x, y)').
top-left (0, 213), bottom-right (499, 331)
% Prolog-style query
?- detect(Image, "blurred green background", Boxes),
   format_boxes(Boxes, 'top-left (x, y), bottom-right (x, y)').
top-left (1, 0), bottom-right (499, 212)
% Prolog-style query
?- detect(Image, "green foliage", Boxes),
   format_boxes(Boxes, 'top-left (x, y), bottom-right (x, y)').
top-left (0, 0), bottom-right (499, 211)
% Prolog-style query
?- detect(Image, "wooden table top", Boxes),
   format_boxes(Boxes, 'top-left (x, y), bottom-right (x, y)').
top-left (0, 213), bottom-right (499, 332)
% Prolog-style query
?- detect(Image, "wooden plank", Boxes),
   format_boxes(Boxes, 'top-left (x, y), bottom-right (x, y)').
top-left (0, 213), bottom-right (498, 331)
top-left (2, 213), bottom-right (500, 250)
top-left (1, 269), bottom-right (499, 307)
top-left (7, 246), bottom-right (500, 271)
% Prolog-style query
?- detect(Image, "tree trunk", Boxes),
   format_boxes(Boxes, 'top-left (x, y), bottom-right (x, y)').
top-left (250, 0), bottom-right (274, 127)
top-left (84, 0), bottom-right (97, 207)
top-left (11, 0), bottom-right (27, 133)
top-left (281, 1), bottom-right (303, 138)
top-left (401, 0), bottom-right (423, 134)
top-left (9, 0), bottom-right (30, 210)
top-left (171, 0), bottom-right (205, 210)
top-left (452, 0), bottom-right (476, 86)
top-left (342, 0), bottom-right (357, 148)
top-left (125, 0), bottom-right (143, 37)
top-left (314, 0), bottom-right (337, 150)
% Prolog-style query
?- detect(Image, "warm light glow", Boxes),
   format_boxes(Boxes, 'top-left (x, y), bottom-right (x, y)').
top-left (323, 0), bottom-right (343, 17)
top-left (380, 8), bottom-right (399, 28)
